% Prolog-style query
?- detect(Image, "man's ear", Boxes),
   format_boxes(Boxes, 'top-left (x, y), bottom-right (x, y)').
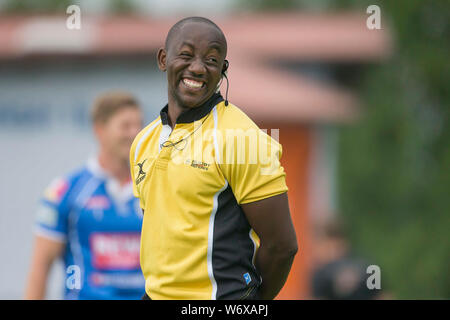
top-left (157, 47), bottom-right (167, 72)
top-left (93, 122), bottom-right (103, 140)
top-left (222, 59), bottom-right (229, 74)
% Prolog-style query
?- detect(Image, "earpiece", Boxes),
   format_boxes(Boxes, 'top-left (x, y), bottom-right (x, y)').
top-left (222, 59), bottom-right (229, 75)
top-left (222, 60), bottom-right (229, 106)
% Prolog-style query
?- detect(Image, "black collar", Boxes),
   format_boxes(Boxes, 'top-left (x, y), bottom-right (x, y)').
top-left (160, 93), bottom-right (224, 125)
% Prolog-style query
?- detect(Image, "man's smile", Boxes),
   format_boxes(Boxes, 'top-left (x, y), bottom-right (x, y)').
top-left (181, 77), bottom-right (206, 90)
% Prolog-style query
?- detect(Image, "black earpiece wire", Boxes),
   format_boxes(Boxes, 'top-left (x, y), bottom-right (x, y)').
top-left (222, 59), bottom-right (229, 106)
top-left (223, 72), bottom-right (229, 106)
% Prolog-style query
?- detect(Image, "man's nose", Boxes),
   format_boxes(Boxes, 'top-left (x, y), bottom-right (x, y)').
top-left (187, 57), bottom-right (206, 75)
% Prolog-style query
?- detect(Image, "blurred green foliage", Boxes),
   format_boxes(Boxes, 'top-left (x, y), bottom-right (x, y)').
top-left (240, 0), bottom-right (449, 299)
top-left (336, 0), bottom-right (449, 299)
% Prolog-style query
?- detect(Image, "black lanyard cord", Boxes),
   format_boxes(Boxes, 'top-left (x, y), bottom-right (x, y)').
top-left (160, 111), bottom-right (212, 151)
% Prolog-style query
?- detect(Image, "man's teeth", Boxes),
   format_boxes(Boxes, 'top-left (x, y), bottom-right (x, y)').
top-left (183, 79), bottom-right (203, 88)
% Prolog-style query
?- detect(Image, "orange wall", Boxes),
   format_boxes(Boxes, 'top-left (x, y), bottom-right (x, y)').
top-left (259, 123), bottom-right (312, 300)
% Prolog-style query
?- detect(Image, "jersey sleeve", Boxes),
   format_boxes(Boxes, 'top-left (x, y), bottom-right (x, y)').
top-left (130, 139), bottom-right (138, 198)
top-left (218, 116), bottom-right (288, 205)
top-left (34, 177), bottom-right (71, 242)
top-left (129, 132), bottom-right (144, 209)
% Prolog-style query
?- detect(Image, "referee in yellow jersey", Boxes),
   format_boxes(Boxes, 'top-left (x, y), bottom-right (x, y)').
top-left (130, 17), bottom-right (298, 300)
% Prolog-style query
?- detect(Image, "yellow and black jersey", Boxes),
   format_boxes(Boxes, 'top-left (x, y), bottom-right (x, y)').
top-left (130, 93), bottom-right (288, 300)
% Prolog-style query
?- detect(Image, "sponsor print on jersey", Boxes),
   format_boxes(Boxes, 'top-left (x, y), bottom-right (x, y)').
top-left (90, 233), bottom-right (140, 270)
top-left (243, 272), bottom-right (252, 285)
top-left (90, 272), bottom-right (144, 289)
top-left (85, 195), bottom-right (110, 210)
top-left (43, 177), bottom-right (69, 203)
top-left (36, 204), bottom-right (58, 227)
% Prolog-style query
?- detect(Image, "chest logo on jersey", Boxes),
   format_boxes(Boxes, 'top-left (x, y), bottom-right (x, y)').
top-left (90, 233), bottom-right (141, 270)
top-left (86, 195), bottom-right (110, 210)
top-left (44, 178), bottom-right (68, 203)
top-left (185, 159), bottom-right (210, 171)
top-left (135, 159), bottom-right (147, 185)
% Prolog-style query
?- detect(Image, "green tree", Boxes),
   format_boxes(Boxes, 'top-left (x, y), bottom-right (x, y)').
top-left (337, 0), bottom-right (449, 298)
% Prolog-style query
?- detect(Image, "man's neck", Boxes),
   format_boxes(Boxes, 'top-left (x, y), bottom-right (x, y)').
top-left (97, 151), bottom-right (130, 186)
top-left (167, 95), bottom-right (186, 128)
top-left (166, 93), bottom-right (218, 128)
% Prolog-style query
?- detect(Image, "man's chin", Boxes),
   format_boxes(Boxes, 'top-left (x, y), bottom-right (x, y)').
top-left (117, 150), bottom-right (131, 165)
top-left (176, 91), bottom-right (213, 109)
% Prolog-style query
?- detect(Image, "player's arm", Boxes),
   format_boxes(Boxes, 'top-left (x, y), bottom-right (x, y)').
top-left (25, 176), bottom-right (70, 299)
top-left (24, 235), bottom-right (65, 299)
top-left (241, 192), bottom-right (298, 300)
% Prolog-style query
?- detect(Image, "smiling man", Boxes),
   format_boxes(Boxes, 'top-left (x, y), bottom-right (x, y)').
top-left (130, 17), bottom-right (298, 300)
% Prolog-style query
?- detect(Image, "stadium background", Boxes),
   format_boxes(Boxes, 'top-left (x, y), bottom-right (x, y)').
top-left (0, 0), bottom-right (448, 299)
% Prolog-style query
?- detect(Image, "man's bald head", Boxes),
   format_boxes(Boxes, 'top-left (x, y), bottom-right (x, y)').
top-left (157, 17), bottom-right (229, 109)
top-left (165, 17), bottom-right (227, 56)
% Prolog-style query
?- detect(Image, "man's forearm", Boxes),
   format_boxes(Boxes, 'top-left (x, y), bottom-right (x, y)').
top-left (24, 263), bottom-right (49, 299)
top-left (255, 243), bottom-right (297, 300)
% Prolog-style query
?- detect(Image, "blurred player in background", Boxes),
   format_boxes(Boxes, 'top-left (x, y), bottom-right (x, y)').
top-left (310, 220), bottom-right (388, 300)
top-left (24, 91), bottom-right (145, 300)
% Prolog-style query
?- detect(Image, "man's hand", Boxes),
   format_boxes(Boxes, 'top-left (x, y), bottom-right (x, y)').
top-left (241, 192), bottom-right (298, 300)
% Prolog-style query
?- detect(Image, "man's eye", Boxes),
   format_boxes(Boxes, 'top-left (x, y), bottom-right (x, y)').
top-left (207, 57), bottom-right (218, 63)
top-left (180, 52), bottom-right (192, 57)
